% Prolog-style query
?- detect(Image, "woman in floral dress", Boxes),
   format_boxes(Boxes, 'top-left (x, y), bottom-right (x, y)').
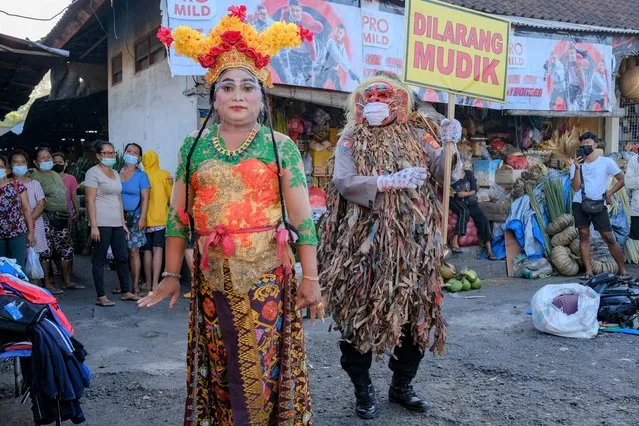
top-left (0, 156), bottom-right (34, 269)
top-left (9, 150), bottom-right (49, 283)
top-left (138, 7), bottom-right (322, 425)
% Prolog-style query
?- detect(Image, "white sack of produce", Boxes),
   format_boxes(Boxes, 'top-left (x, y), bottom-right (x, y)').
top-left (531, 284), bottom-right (600, 339)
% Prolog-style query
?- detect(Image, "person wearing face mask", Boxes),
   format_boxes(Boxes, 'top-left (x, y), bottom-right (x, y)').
top-left (118, 143), bottom-right (150, 296)
top-left (31, 147), bottom-right (78, 291)
top-left (9, 150), bottom-right (50, 286)
top-left (0, 156), bottom-right (35, 271)
top-left (84, 140), bottom-right (139, 306)
top-left (319, 72), bottom-right (462, 419)
top-left (52, 153), bottom-right (80, 230)
top-left (570, 131), bottom-right (629, 280)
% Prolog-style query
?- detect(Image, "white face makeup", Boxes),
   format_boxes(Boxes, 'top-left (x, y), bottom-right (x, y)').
top-left (214, 68), bottom-right (263, 126)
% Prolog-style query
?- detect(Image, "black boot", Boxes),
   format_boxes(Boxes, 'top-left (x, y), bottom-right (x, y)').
top-left (388, 375), bottom-right (429, 413)
top-left (351, 374), bottom-right (378, 419)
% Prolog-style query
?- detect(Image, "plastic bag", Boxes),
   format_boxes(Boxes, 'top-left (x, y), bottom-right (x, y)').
top-left (525, 257), bottom-right (551, 271)
top-left (25, 248), bottom-right (44, 280)
top-left (531, 284), bottom-right (600, 339)
top-left (489, 183), bottom-right (508, 204)
top-left (523, 264), bottom-right (553, 279)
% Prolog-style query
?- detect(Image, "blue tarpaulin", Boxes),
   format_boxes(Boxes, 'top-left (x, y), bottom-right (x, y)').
top-left (490, 169), bottom-right (629, 261)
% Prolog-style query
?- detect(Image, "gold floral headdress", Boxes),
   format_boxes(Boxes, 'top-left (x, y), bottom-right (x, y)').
top-left (157, 5), bottom-right (313, 87)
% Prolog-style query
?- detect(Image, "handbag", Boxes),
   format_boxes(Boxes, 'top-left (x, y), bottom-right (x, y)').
top-left (43, 211), bottom-right (70, 229)
top-left (579, 166), bottom-right (605, 214)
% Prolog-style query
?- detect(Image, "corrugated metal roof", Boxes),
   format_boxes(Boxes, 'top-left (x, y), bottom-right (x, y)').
top-left (506, 15), bottom-right (639, 35)
top-left (445, 0), bottom-right (639, 32)
top-left (0, 33), bottom-right (69, 120)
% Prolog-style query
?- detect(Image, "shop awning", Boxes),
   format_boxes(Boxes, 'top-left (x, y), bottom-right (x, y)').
top-left (0, 33), bottom-right (69, 120)
top-left (267, 85), bottom-right (349, 110)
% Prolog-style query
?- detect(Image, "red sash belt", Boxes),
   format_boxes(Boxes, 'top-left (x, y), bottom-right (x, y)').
top-left (198, 224), bottom-right (292, 274)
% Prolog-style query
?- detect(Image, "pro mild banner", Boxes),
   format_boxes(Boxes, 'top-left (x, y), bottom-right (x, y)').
top-left (162, 0), bottom-right (615, 112)
top-left (162, 0), bottom-right (363, 92)
top-left (502, 33), bottom-right (614, 112)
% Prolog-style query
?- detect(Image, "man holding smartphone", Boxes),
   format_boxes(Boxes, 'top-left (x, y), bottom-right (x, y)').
top-left (570, 131), bottom-right (629, 280)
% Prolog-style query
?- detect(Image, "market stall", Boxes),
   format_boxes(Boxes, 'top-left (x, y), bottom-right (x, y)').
top-left (269, 95), bottom-right (346, 222)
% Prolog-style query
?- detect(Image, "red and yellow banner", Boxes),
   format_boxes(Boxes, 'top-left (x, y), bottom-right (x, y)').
top-left (403, 0), bottom-right (510, 102)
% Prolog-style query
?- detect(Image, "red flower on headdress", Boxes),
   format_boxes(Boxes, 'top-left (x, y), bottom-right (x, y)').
top-left (220, 30), bottom-right (243, 45)
top-left (254, 52), bottom-right (270, 68)
top-left (244, 48), bottom-right (257, 60)
top-left (298, 25), bottom-right (313, 42)
top-left (156, 27), bottom-right (173, 47)
top-left (210, 46), bottom-right (227, 57)
top-left (234, 41), bottom-right (248, 52)
top-left (228, 5), bottom-right (247, 22)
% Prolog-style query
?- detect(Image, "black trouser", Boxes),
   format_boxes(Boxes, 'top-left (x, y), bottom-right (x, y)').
top-left (450, 198), bottom-right (492, 243)
top-left (92, 226), bottom-right (130, 297)
top-left (340, 325), bottom-right (425, 381)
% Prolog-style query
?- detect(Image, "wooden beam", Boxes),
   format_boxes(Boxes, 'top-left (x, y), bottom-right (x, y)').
top-left (0, 60), bottom-right (43, 73)
top-left (266, 85), bottom-right (349, 109)
top-left (47, 0), bottom-right (109, 49)
top-left (78, 35), bottom-right (107, 60)
top-left (506, 108), bottom-right (626, 118)
top-left (0, 44), bottom-right (64, 58)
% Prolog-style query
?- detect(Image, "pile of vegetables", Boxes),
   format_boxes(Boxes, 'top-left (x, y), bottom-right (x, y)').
top-left (528, 188), bottom-right (552, 257)
top-left (440, 265), bottom-right (482, 293)
top-left (546, 214), bottom-right (581, 276)
top-left (543, 178), bottom-right (567, 224)
top-left (506, 154), bottom-right (529, 170)
top-left (592, 257), bottom-right (619, 275)
top-left (447, 214), bottom-right (479, 247)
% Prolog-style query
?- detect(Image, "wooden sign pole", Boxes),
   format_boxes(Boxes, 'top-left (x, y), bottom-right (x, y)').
top-left (441, 94), bottom-right (456, 247)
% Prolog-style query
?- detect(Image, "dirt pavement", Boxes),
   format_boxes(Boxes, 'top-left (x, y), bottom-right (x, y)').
top-left (2, 256), bottom-right (638, 425)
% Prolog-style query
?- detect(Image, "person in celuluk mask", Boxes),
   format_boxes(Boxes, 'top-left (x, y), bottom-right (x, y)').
top-left (318, 73), bottom-right (463, 419)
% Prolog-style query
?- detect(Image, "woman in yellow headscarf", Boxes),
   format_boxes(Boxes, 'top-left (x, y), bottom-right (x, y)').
top-left (141, 150), bottom-right (173, 293)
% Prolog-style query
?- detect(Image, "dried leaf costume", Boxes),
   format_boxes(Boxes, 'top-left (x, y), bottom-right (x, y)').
top-left (318, 75), bottom-right (462, 418)
top-left (158, 7), bottom-right (317, 425)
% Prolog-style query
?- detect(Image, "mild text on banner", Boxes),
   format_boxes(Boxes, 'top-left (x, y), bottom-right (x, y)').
top-left (363, 14), bottom-right (391, 48)
top-left (168, 0), bottom-right (215, 20)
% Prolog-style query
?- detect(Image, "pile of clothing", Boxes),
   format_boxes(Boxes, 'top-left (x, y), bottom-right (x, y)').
top-left (0, 270), bottom-right (91, 425)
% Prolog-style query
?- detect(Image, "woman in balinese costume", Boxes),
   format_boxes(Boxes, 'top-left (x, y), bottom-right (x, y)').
top-left (138, 6), bottom-right (322, 425)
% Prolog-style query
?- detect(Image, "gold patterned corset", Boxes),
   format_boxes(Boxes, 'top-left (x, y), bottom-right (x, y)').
top-left (193, 157), bottom-right (288, 293)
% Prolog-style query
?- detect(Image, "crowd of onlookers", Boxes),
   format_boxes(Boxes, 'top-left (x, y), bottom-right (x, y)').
top-left (0, 140), bottom-right (186, 307)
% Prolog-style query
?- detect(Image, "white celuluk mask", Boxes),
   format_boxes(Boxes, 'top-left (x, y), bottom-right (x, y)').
top-left (363, 102), bottom-right (390, 126)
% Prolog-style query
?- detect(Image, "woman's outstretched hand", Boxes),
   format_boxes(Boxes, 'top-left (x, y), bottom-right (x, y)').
top-left (137, 277), bottom-right (180, 309)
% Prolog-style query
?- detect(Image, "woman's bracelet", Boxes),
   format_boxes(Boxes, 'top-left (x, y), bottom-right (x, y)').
top-left (302, 275), bottom-right (319, 281)
top-left (161, 271), bottom-right (181, 279)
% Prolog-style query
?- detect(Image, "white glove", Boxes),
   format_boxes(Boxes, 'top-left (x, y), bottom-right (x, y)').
top-left (440, 118), bottom-right (462, 144)
top-left (377, 167), bottom-right (428, 192)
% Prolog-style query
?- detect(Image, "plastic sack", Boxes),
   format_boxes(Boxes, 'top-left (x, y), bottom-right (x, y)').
top-left (448, 212), bottom-right (479, 247)
top-left (531, 284), bottom-right (600, 339)
top-left (525, 257), bottom-right (551, 271)
top-left (523, 264), bottom-right (553, 279)
top-left (25, 248), bottom-right (44, 280)
top-left (489, 183), bottom-right (508, 204)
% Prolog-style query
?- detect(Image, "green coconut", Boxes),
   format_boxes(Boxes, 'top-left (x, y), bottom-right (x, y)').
top-left (461, 269), bottom-right (478, 283)
top-left (461, 278), bottom-right (471, 291)
top-left (470, 278), bottom-right (482, 290)
top-left (447, 279), bottom-right (463, 293)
